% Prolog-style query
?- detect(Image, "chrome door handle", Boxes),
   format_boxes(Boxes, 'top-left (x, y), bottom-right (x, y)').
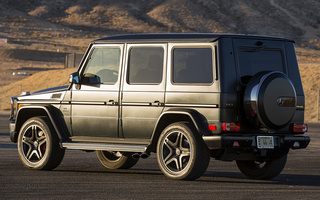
top-left (106, 100), bottom-right (115, 105)
top-left (151, 101), bottom-right (161, 106)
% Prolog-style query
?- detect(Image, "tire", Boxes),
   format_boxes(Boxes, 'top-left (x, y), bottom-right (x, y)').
top-left (244, 71), bottom-right (296, 130)
top-left (17, 117), bottom-right (65, 170)
top-left (96, 151), bottom-right (139, 169)
top-left (156, 122), bottom-right (210, 180)
top-left (236, 155), bottom-right (287, 179)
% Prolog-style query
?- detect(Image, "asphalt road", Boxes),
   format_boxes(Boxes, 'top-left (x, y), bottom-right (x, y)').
top-left (0, 111), bottom-right (319, 200)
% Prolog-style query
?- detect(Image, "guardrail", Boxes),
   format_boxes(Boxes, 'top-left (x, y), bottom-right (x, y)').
top-left (64, 53), bottom-right (83, 69)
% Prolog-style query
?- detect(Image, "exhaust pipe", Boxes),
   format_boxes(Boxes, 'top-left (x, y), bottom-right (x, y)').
top-left (132, 153), bottom-right (150, 159)
top-left (140, 153), bottom-right (149, 159)
top-left (132, 153), bottom-right (141, 159)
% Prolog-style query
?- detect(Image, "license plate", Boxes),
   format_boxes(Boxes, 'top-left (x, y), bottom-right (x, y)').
top-left (257, 136), bottom-right (274, 149)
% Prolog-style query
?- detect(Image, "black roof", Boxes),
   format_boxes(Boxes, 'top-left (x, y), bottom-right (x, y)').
top-left (93, 33), bottom-right (294, 43)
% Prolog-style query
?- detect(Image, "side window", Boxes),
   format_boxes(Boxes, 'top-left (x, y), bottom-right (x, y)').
top-left (127, 47), bottom-right (164, 84)
top-left (82, 47), bottom-right (121, 84)
top-left (173, 48), bottom-right (213, 84)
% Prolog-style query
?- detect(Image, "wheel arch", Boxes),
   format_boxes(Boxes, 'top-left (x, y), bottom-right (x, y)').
top-left (147, 109), bottom-right (210, 153)
top-left (12, 105), bottom-right (70, 143)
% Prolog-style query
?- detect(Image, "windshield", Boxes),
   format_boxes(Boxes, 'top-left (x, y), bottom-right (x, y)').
top-left (238, 48), bottom-right (284, 84)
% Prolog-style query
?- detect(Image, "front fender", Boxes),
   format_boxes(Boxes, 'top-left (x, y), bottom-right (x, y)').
top-left (11, 105), bottom-right (70, 143)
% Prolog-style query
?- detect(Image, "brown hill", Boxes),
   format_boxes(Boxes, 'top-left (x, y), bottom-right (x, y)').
top-left (0, 0), bottom-right (320, 122)
top-left (1, 0), bottom-right (320, 48)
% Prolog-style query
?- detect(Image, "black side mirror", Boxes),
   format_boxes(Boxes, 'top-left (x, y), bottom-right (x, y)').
top-left (69, 72), bottom-right (80, 84)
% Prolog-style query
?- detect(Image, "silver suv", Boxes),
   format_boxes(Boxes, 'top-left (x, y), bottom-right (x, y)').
top-left (9, 34), bottom-right (310, 180)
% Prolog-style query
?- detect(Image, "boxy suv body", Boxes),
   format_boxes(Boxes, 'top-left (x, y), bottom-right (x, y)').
top-left (9, 34), bottom-right (310, 180)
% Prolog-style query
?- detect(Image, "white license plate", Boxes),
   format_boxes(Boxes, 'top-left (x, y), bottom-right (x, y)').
top-left (257, 136), bottom-right (274, 149)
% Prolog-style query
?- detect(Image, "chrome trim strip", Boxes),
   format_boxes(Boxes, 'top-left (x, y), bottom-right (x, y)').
top-left (62, 143), bottom-right (147, 152)
top-left (17, 100), bottom-right (61, 104)
top-left (72, 116), bottom-right (117, 119)
top-left (166, 103), bottom-right (218, 108)
top-left (122, 117), bottom-right (157, 121)
top-left (71, 101), bottom-right (106, 105)
top-left (122, 102), bottom-right (151, 106)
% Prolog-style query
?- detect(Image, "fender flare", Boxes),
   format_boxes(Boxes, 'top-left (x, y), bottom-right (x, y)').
top-left (147, 109), bottom-right (210, 152)
top-left (13, 105), bottom-right (70, 143)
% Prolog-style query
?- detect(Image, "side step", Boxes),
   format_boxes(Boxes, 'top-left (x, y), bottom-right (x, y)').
top-left (62, 142), bottom-right (147, 153)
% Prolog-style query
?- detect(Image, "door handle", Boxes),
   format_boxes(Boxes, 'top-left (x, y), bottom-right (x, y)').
top-left (151, 101), bottom-right (161, 106)
top-left (106, 100), bottom-right (115, 105)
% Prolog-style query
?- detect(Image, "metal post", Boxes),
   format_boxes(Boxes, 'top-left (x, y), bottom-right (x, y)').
top-left (65, 54), bottom-right (68, 69)
top-left (73, 53), bottom-right (76, 68)
top-left (318, 89), bottom-right (320, 122)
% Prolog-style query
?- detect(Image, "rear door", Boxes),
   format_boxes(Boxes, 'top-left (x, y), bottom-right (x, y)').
top-left (121, 44), bottom-right (167, 139)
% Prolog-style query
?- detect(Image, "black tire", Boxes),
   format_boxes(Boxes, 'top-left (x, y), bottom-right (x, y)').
top-left (244, 71), bottom-right (296, 130)
top-left (96, 151), bottom-right (139, 169)
top-left (156, 122), bottom-right (210, 180)
top-left (17, 117), bottom-right (65, 170)
top-left (236, 155), bottom-right (287, 179)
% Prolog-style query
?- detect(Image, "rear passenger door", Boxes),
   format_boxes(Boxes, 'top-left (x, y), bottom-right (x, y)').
top-left (121, 44), bottom-right (167, 139)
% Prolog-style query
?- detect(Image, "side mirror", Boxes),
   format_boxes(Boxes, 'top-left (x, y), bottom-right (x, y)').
top-left (69, 72), bottom-right (80, 84)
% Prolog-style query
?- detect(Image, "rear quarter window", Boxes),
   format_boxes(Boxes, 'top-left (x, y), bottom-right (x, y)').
top-left (173, 48), bottom-right (213, 84)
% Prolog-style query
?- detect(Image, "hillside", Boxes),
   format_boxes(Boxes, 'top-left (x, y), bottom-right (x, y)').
top-left (0, 0), bottom-right (320, 122)
top-left (1, 0), bottom-right (320, 48)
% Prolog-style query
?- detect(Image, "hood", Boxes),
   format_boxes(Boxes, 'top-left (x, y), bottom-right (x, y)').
top-left (18, 85), bottom-right (69, 101)
top-left (32, 85), bottom-right (69, 94)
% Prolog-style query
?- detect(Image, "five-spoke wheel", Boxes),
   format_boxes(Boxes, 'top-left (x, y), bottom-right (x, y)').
top-left (17, 117), bottom-right (65, 170)
top-left (157, 122), bottom-right (210, 180)
top-left (21, 124), bottom-right (47, 163)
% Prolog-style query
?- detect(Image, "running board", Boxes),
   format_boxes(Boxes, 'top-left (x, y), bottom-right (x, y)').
top-left (62, 142), bottom-right (147, 153)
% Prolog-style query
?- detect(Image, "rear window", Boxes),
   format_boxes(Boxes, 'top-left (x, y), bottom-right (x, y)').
top-left (238, 48), bottom-right (284, 84)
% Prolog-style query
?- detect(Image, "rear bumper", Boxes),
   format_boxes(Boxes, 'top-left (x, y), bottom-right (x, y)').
top-left (203, 135), bottom-right (310, 150)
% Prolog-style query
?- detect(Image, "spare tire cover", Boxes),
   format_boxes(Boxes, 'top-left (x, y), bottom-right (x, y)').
top-left (244, 71), bottom-right (296, 130)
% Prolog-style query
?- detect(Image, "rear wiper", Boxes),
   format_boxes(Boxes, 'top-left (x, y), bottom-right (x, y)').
top-left (243, 45), bottom-right (269, 52)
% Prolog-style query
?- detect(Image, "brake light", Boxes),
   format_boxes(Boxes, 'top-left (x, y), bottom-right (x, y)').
top-left (222, 122), bottom-right (240, 132)
top-left (208, 125), bottom-right (217, 131)
top-left (293, 123), bottom-right (308, 133)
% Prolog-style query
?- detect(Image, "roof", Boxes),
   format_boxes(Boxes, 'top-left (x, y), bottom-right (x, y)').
top-left (93, 33), bottom-right (294, 43)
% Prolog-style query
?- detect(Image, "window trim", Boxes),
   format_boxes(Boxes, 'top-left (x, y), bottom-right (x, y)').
top-left (236, 47), bottom-right (286, 85)
top-left (126, 45), bottom-right (165, 85)
top-left (171, 46), bottom-right (215, 86)
top-left (79, 44), bottom-right (123, 86)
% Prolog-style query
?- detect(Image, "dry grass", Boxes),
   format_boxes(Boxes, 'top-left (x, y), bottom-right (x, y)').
top-left (299, 63), bottom-right (320, 122)
top-left (296, 48), bottom-right (320, 122)
top-left (0, 48), bottom-right (319, 123)
top-left (0, 68), bottom-right (75, 110)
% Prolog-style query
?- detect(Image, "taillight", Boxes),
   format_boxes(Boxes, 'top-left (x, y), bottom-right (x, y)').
top-left (222, 122), bottom-right (240, 132)
top-left (208, 125), bottom-right (217, 131)
top-left (293, 123), bottom-right (308, 133)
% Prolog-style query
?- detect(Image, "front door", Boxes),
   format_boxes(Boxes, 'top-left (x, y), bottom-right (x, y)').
top-left (71, 44), bottom-right (123, 138)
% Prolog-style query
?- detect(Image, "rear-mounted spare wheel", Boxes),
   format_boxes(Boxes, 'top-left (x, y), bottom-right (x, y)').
top-left (244, 71), bottom-right (296, 130)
